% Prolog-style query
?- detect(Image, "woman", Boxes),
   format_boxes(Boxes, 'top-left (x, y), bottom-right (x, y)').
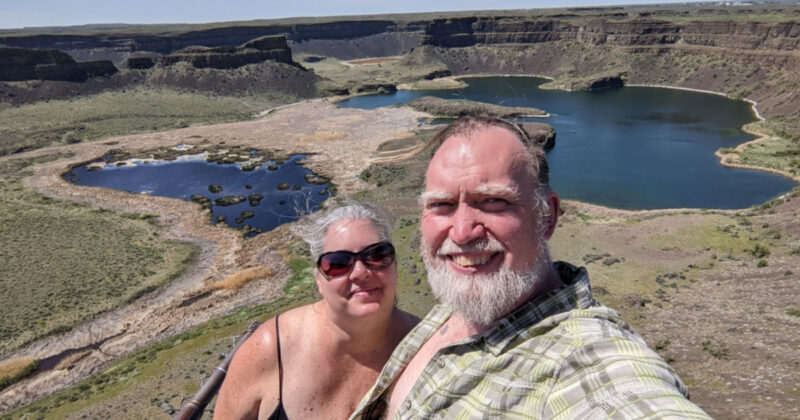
top-left (215, 203), bottom-right (419, 419)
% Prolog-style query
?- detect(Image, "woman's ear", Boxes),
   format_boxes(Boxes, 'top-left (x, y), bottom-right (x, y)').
top-left (313, 268), bottom-right (324, 295)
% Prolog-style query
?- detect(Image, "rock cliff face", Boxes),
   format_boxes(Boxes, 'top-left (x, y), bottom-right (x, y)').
top-left (140, 35), bottom-right (295, 69)
top-left (420, 16), bottom-right (800, 51)
top-left (0, 47), bottom-right (117, 82)
top-left (0, 21), bottom-right (426, 63)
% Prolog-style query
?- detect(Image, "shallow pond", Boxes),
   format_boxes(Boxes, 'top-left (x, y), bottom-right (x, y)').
top-left (339, 76), bottom-right (797, 210)
top-left (65, 154), bottom-right (330, 235)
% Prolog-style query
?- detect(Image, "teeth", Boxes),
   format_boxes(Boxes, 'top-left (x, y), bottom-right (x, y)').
top-left (452, 254), bottom-right (490, 267)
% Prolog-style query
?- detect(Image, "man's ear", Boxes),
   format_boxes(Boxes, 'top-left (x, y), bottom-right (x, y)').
top-left (542, 192), bottom-right (560, 240)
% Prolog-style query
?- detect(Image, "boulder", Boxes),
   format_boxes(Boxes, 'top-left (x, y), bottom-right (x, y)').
top-left (520, 122), bottom-right (556, 150)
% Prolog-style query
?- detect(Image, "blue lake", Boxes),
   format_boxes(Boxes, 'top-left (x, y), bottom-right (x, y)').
top-left (65, 154), bottom-right (330, 235)
top-left (339, 76), bottom-right (797, 210)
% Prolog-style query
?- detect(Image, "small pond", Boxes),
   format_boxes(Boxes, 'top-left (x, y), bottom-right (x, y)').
top-left (339, 76), bottom-right (797, 210)
top-left (65, 153), bottom-right (330, 236)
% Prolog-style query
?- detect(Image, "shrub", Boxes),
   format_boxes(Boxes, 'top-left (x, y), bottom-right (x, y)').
top-left (0, 357), bottom-right (39, 389)
top-left (701, 340), bottom-right (729, 360)
top-left (212, 266), bottom-right (272, 291)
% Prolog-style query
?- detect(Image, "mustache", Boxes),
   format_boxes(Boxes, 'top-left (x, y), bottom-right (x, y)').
top-left (436, 237), bottom-right (505, 256)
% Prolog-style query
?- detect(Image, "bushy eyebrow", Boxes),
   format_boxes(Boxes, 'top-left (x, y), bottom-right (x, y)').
top-left (419, 184), bottom-right (520, 207)
top-left (419, 191), bottom-right (453, 207)
top-left (474, 183), bottom-right (520, 200)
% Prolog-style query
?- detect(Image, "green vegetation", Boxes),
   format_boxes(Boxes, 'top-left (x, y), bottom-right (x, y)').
top-left (701, 340), bottom-right (730, 360)
top-left (0, 357), bottom-right (38, 390)
top-left (0, 157), bottom-right (198, 354)
top-left (0, 88), bottom-right (289, 155)
top-left (1, 243), bottom-right (319, 419)
top-left (787, 307), bottom-right (800, 318)
top-left (644, 216), bottom-right (755, 254)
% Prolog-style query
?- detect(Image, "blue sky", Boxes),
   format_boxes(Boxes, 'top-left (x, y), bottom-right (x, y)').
top-left (1, 1), bottom-right (692, 30)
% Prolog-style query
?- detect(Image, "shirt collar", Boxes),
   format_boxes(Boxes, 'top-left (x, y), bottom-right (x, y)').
top-left (478, 261), bottom-right (595, 355)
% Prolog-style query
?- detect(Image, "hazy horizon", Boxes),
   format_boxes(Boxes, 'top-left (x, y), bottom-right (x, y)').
top-left (1, 0), bottom-right (699, 30)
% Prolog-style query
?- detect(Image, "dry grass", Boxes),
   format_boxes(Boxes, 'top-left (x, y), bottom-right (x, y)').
top-left (298, 130), bottom-right (348, 142)
top-left (0, 357), bottom-right (38, 389)
top-left (54, 351), bottom-right (92, 371)
top-left (211, 266), bottom-right (272, 291)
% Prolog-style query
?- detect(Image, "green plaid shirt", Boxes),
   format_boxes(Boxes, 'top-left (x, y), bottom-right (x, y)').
top-left (350, 262), bottom-right (710, 419)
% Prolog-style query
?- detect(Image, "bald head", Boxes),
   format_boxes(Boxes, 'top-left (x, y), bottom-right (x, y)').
top-left (427, 115), bottom-right (550, 188)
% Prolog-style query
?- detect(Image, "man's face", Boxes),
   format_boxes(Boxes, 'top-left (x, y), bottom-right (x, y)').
top-left (420, 126), bottom-right (556, 324)
top-left (421, 126), bottom-right (551, 275)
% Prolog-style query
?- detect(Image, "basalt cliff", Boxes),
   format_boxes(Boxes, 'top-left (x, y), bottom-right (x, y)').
top-left (2, 6), bottom-right (800, 130)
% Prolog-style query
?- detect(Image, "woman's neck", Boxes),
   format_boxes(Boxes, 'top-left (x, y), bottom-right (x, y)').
top-left (317, 302), bottom-right (399, 364)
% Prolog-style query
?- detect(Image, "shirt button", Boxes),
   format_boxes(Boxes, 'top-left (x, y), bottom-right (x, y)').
top-left (437, 359), bottom-right (446, 368)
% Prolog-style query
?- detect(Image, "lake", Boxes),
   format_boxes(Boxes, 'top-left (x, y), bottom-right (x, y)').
top-left (65, 154), bottom-right (330, 235)
top-left (339, 76), bottom-right (797, 210)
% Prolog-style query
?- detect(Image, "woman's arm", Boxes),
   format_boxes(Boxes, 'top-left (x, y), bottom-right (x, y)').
top-left (215, 320), bottom-right (280, 420)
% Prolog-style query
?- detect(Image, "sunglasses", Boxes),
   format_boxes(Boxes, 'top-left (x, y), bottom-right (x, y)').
top-left (316, 241), bottom-right (396, 278)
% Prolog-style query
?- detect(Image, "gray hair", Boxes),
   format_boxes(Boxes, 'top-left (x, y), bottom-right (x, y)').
top-left (292, 203), bottom-right (392, 261)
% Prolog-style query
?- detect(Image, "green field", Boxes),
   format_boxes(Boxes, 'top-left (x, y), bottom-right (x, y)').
top-left (0, 88), bottom-right (294, 155)
top-left (0, 156), bottom-right (198, 354)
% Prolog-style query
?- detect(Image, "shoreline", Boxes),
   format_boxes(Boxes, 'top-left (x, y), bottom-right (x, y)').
top-left (400, 74), bottom-right (794, 185)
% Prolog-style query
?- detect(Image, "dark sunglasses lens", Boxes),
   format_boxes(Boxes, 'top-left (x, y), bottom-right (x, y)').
top-left (362, 243), bottom-right (395, 268)
top-left (319, 252), bottom-right (354, 277)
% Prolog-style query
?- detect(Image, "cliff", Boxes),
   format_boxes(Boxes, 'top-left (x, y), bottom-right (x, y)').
top-left (0, 47), bottom-right (117, 82)
top-left (0, 20), bottom-right (426, 63)
top-left (139, 35), bottom-right (295, 69)
top-left (420, 16), bottom-right (800, 51)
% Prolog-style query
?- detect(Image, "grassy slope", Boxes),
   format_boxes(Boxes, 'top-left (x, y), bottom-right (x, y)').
top-left (0, 88), bottom-right (288, 155)
top-left (0, 156), bottom-right (198, 354)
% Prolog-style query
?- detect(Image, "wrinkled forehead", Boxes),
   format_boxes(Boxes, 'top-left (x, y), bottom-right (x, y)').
top-left (425, 127), bottom-right (533, 186)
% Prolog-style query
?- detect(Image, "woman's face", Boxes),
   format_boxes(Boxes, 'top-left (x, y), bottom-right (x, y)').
top-left (315, 219), bottom-right (397, 318)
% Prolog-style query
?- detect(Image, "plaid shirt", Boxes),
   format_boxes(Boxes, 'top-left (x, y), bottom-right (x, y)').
top-left (350, 262), bottom-right (710, 419)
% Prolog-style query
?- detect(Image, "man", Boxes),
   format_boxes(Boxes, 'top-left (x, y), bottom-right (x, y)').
top-left (350, 115), bottom-right (710, 419)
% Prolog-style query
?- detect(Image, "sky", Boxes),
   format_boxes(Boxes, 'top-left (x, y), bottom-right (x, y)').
top-left (0, 0), bottom-right (695, 30)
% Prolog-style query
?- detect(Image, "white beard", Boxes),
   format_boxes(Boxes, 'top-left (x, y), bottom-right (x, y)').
top-left (421, 237), bottom-right (550, 327)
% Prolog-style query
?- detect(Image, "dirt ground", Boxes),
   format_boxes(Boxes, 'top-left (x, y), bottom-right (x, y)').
top-left (1, 98), bottom-right (799, 418)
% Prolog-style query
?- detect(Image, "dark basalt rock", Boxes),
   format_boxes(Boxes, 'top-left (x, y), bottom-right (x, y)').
top-left (248, 194), bottom-right (263, 206)
top-left (424, 69), bottom-right (452, 80)
top-left (0, 47), bottom-right (117, 82)
top-left (520, 122), bottom-right (557, 150)
top-left (154, 35), bottom-right (295, 69)
top-left (354, 83), bottom-right (397, 94)
top-left (276, 183), bottom-right (290, 191)
top-left (234, 211), bottom-right (255, 224)
top-left (122, 57), bottom-right (155, 69)
top-left (191, 194), bottom-right (212, 209)
top-left (214, 196), bottom-right (246, 206)
top-left (208, 184), bottom-right (223, 193)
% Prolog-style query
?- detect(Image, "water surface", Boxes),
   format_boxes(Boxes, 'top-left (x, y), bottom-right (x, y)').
top-left (66, 154), bottom-right (330, 235)
top-left (339, 77), bottom-right (796, 209)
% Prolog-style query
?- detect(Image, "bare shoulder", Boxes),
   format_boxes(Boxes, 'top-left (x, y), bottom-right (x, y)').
top-left (214, 318), bottom-right (280, 419)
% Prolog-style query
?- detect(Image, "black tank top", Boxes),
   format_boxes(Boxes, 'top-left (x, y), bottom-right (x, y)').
top-left (267, 314), bottom-right (289, 420)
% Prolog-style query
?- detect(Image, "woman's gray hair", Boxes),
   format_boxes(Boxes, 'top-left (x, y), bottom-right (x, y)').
top-left (292, 203), bottom-right (393, 261)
